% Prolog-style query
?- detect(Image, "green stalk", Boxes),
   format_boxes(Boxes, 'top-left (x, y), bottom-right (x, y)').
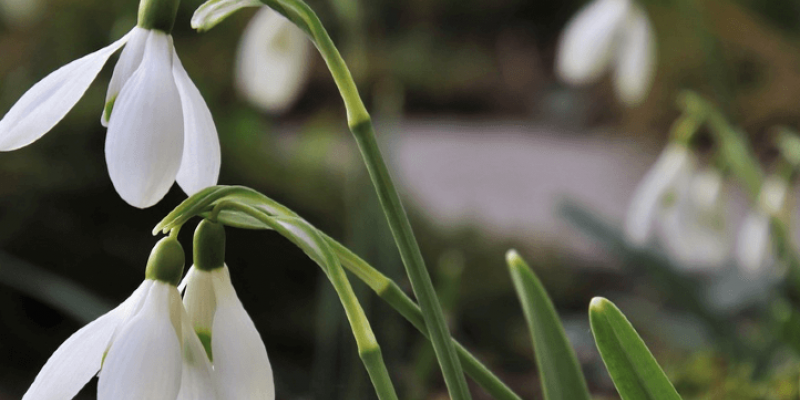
top-left (217, 202), bottom-right (399, 400)
top-left (326, 235), bottom-right (523, 400)
top-left (248, 0), bottom-right (471, 396)
top-left (156, 187), bottom-right (522, 399)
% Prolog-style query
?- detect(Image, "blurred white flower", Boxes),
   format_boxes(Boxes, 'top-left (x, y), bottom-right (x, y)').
top-left (555, 0), bottom-right (656, 106)
top-left (0, 0), bottom-right (43, 27)
top-left (624, 144), bottom-right (694, 245)
top-left (736, 175), bottom-right (789, 274)
top-left (0, 26), bottom-right (220, 209)
top-left (182, 265), bottom-right (275, 399)
top-left (659, 168), bottom-right (730, 269)
top-left (235, 7), bottom-right (312, 114)
top-left (22, 279), bottom-right (215, 400)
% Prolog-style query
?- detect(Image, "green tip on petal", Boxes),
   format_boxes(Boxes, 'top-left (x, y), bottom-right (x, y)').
top-left (196, 328), bottom-right (214, 362)
top-left (145, 236), bottom-right (185, 286)
top-left (194, 219), bottom-right (226, 271)
top-left (104, 94), bottom-right (117, 123)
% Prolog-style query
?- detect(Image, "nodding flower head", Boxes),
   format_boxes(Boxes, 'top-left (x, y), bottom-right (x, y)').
top-left (22, 237), bottom-right (217, 400)
top-left (0, 0), bottom-right (220, 209)
top-left (556, 0), bottom-right (656, 105)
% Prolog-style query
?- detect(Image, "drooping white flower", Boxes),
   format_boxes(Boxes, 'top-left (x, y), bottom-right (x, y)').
top-left (736, 175), bottom-right (789, 274)
top-left (0, 25), bottom-right (220, 208)
top-left (624, 143), bottom-right (694, 245)
top-left (235, 7), bottom-right (312, 114)
top-left (181, 264), bottom-right (275, 400)
top-left (556, 0), bottom-right (656, 106)
top-left (659, 167), bottom-right (730, 269)
top-left (22, 238), bottom-right (215, 400)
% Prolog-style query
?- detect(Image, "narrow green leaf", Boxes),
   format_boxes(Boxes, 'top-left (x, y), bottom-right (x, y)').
top-left (506, 250), bottom-right (591, 400)
top-left (589, 297), bottom-right (682, 400)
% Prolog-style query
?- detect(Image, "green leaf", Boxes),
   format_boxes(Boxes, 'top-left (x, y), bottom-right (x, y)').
top-left (506, 250), bottom-right (591, 400)
top-left (589, 297), bottom-right (683, 400)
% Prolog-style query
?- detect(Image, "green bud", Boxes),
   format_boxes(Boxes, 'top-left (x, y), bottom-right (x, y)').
top-left (138, 0), bottom-right (181, 33)
top-left (194, 219), bottom-right (226, 271)
top-left (145, 237), bottom-right (185, 286)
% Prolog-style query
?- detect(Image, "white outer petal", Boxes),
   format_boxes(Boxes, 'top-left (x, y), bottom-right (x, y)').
top-left (98, 282), bottom-right (183, 400)
top-left (736, 211), bottom-right (771, 274)
top-left (211, 266), bottom-right (275, 400)
top-left (105, 31), bottom-right (184, 209)
top-left (21, 281), bottom-right (150, 400)
top-left (102, 27), bottom-right (151, 127)
top-left (183, 267), bottom-right (217, 334)
top-left (0, 31), bottom-right (131, 151)
top-left (624, 144), bottom-right (693, 245)
top-left (555, 0), bottom-right (630, 85)
top-left (172, 51), bottom-right (221, 195)
top-left (177, 304), bottom-right (218, 400)
top-left (235, 8), bottom-right (313, 113)
top-left (613, 5), bottom-right (655, 106)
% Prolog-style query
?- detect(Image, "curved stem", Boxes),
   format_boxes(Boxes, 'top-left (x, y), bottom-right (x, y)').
top-left (254, 0), bottom-right (472, 396)
top-left (214, 201), bottom-right (399, 400)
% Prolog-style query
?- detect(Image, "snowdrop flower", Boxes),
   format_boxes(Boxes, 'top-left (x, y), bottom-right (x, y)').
top-left (0, 0), bottom-right (220, 208)
top-left (0, 0), bottom-right (43, 27)
top-left (22, 237), bottom-right (216, 400)
top-left (736, 175), bottom-right (789, 274)
top-left (556, 0), bottom-right (656, 105)
top-left (235, 7), bottom-right (312, 114)
top-left (180, 220), bottom-right (275, 399)
top-left (659, 168), bottom-right (730, 269)
top-left (624, 143), bottom-right (694, 245)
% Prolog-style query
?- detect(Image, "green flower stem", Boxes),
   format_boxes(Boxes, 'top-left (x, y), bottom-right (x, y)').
top-left (217, 201), bottom-right (399, 400)
top-left (195, 196), bottom-right (520, 400)
top-left (138, 0), bottom-right (181, 33)
top-left (255, 0), bottom-right (471, 396)
top-left (324, 235), bottom-right (523, 400)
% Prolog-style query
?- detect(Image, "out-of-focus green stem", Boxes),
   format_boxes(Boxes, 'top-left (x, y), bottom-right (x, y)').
top-left (217, 202), bottom-right (399, 400)
top-left (254, 0), bottom-right (471, 396)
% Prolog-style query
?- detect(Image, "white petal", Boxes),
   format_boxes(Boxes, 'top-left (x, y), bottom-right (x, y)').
top-left (556, 0), bottom-right (630, 85)
top-left (102, 27), bottom-right (151, 127)
top-left (235, 8), bottom-right (313, 113)
top-left (624, 144), bottom-right (693, 245)
top-left (736, 212), bottom-right (771, 274)
top-left (98, 282), bottom-right (183, 400)
top-left (177, 304), bottom-right (217, 400)
top-left (613, 6), bottom-right (656, 106)
top-left (22, 281), bottom-right (151, 400)
top-left (211, 266), bottom-right (275, 400)
top-left (183, 267), bottom-right (217, 335)
top-left (0, 31), bottom-right (131, 151)
top-left (191, 0), bottom-right (263, 32)
top-left (105, 31), bottom-right (184, 208)
top-left (172, 51), bottom-right (221, 195)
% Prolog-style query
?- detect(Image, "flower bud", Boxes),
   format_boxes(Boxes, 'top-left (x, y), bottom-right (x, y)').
top-left (194, 219), bottom-right (226, 271)
top-left (138, 0), bottom-right (181, 33)
top-left (145, 236), bottom-right (186, 285)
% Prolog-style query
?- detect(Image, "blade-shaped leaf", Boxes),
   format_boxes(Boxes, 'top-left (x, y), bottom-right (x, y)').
top-left (589, 297), bottom-right (682, 400)
top-left (506, 250), bottom-right (591, 400)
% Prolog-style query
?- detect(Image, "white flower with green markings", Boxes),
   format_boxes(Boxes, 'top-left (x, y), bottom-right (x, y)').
top-left (180, 220), bottom-right (275, 399)
top-left (556, 0), bottom-right (656, 105)
top-left (0, 0), bottom-right (220, 209)
top-left (22, 238), bottom-right (216, 400)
